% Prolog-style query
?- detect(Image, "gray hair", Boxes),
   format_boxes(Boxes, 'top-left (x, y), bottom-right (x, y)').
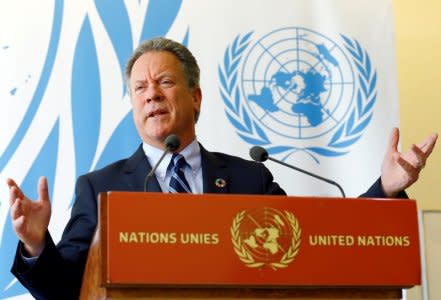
top-left (125, 37), bottom-right (200, 91)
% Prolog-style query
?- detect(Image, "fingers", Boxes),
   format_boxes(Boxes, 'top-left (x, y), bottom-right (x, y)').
top-left (38, 176), bottom-right (50, 204)
top-left (10, 196), bottom-right (24, 221)
top-left (10, 198), bottom-right (29, 238)
top-left (387, 127), bottom-right (399, 154)
top-left (410, 133), bottom-right (438, 169)
top-left (418, 133), bottom-right (438, 156)
top-left (7, 178), bottom-right (24, 206)
top-left (395, 153), bottom-right (415, 173)
top-left (395, 154), bottom-right (419, 183)
top-left (6, 177), bottom-right (17, 188)
top-left (8, 178), bottom-right (28, 236)
top-left (9, 186), bottom-right (19, 207)
top-left (410, 144), bottom-right (426, 169)
top-left (397, 144), bottom-right (425, 173)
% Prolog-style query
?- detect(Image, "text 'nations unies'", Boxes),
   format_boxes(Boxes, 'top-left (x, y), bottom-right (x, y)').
top-left (118, 232), bottom-right (220, 245)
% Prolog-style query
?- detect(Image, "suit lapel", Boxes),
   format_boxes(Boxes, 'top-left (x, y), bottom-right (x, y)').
top-left (122, 145), bottom-right (162, 192)
top-left (200, 145), bottom-right (230, 194)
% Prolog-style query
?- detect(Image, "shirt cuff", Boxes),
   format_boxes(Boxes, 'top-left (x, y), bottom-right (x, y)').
top-left (19, 244), bottom-right (38, 267)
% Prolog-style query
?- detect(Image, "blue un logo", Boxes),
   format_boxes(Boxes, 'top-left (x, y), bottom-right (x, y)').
top-left (219, 27), bottom-right (377, 161)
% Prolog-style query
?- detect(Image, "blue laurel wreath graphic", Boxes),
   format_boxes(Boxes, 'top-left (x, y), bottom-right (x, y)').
top-left (219, 33), bottom-right (376, 160)
top-left (306, 35), bottom-right (377, 157)
top-left (218, 33), bottom-right (295, 156)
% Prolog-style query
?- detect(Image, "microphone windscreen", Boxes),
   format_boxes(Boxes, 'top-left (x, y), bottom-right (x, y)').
top-left (165, 134), bottom-right (181, 151)
top-left (249, 146), bottom-right (268, 162)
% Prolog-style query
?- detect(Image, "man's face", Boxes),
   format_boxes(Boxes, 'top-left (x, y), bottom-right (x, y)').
top-left (129, 51), bottom-right (201, 149)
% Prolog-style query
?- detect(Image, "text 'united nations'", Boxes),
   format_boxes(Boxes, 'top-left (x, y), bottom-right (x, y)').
top-left (309, 235), bottom-right (410, 247)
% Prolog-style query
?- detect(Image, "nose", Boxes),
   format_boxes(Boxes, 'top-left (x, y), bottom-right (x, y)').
top-left (145, 85), bottom-right (163, 103)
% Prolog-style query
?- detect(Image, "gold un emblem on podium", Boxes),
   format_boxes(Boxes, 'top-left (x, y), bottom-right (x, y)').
top-left (231, 207), bottom-right (302, 270)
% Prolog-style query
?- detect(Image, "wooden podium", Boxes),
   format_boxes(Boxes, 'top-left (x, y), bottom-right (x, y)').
top-left (80, 192), bottom-right (420, 299)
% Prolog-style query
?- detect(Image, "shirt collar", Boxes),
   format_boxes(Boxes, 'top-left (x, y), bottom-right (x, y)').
top-left (142, 139), bottom-right (201, 180)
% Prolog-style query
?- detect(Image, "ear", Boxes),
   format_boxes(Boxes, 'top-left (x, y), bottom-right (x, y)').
top-left (192, 87), bottom-right (202, 114)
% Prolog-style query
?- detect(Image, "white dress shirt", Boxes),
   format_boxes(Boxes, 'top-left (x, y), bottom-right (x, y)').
top-left (142, 139), bottom-right (203, 193)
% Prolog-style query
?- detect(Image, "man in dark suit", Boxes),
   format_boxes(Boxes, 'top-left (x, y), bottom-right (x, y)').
top-left (7, 37), bottom-right (437, 299)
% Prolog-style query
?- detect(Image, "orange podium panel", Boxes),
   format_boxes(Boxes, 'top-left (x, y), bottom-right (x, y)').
top-left (80, 192), bottom-right (420, 299)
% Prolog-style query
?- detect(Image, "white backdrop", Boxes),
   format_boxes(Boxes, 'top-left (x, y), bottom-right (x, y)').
top-left (0, 0), bottom-right (398, 298)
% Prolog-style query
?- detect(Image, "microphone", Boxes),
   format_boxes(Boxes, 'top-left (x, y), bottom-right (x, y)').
top-left (143, 134), bottom-right (181, 192)
top-left (249, 146), bottom-right (346, 197)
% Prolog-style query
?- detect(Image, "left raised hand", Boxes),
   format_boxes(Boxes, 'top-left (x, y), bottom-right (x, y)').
top-left (381, 128), bottom-right (438, 197)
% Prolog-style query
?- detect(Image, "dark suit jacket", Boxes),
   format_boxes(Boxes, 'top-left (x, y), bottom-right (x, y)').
top-left (11, 144), bottom-right (396, 300)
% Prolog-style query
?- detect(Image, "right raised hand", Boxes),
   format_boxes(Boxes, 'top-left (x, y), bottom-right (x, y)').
top-left (8, 176), bottom-right (51, 257)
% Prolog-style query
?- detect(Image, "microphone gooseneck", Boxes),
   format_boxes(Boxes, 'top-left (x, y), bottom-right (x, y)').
top-left (143, 134), bottom-right (181, 192)
top-left (249, 146), bottom-right (346, 197)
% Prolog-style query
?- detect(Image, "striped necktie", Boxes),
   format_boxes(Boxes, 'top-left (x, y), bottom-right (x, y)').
top-left (168, 154), bottom-right (192, 193)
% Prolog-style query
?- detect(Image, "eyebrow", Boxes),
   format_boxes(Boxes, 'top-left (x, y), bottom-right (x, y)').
top-left (132, 72), bottom-right (177, 82)
top-left (133, 80), bottom-right (146, 86)
top-left (157, 72), bottom-right (176, 79)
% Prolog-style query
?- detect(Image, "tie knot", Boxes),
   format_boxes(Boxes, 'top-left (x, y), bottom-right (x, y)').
top-left (170, 154), bottom-right (188, 171)
top-left (168, 153), bottom-right (192, 193)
